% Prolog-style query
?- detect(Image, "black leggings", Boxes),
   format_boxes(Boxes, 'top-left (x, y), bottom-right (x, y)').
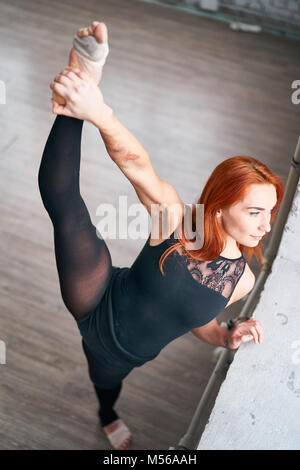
top-left (38, 115), bottom-right (128, 426)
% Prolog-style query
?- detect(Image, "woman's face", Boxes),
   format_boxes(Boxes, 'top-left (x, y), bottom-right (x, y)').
top-left (218, 183), bottom-right (278, 247)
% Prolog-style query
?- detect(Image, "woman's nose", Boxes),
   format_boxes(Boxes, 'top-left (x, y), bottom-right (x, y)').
top-left (259, 215), bottom-right (271, 233)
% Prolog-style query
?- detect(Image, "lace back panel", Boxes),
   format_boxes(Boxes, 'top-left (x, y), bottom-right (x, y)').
top-left (176, 246), bottom-right (246, 299)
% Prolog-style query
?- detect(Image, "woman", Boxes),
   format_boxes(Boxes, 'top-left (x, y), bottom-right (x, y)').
top-left (38, 21), bottom-right (284, 450)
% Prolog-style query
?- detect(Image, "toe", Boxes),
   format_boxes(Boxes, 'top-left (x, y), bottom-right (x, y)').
top-left (118, 439), bottom-right (130, 450)
top-left (77, 27), bottom-right (89, 37)
top-left (80, 27), bottom-right (89, 36)
top-left (94, 22), bottom-right (108, 44)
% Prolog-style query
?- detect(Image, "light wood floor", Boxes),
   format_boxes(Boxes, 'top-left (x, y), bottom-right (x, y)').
top-left (0, 0), bottom-right (299, 450)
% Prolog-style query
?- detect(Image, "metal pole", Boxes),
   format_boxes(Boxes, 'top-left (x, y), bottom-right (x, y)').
top-left (263, 137), bottom-right (300, 270)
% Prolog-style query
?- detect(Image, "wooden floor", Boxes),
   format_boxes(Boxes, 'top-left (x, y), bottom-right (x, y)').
top-left (0, 0), bottom-right (299, 450)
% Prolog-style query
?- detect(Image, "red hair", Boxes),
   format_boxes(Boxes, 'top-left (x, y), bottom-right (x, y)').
top-left (159, 156), bottom-right (285, 275)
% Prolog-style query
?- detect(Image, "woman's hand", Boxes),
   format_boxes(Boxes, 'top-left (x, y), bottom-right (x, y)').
top-left (50, 66), bottom-right (108, 126)
top-left (227, 318), bottom-right (264, 350)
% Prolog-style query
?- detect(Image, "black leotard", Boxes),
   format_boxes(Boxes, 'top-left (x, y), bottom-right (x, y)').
top-left (107, 230), bottom-right (246, 360)
top-left (39, 116), bottom-right (247, 376)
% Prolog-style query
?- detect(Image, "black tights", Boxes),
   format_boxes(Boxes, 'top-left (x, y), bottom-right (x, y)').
top-left (94, 383), bottom-right (122, 426)
top-left (38, 115), bottom-right (122, 427)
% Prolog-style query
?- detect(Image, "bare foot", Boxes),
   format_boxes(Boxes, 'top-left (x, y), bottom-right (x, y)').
top-left (69, 21), bottom-right (108, 85)
top-left (102, 418), bottom-right (132, 450)
top-left (53, 21), bottom-right (108, 105)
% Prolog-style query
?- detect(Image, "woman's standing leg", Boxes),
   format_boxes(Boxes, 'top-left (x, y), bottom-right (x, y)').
top-left (38, 115), bottom-right (112, 320)
top-left (81, 338), bottom-right (134, 448)
top-left (81, 338), bottom-right (126, 426)
top-left (94, 383), bottom-right (122, 426)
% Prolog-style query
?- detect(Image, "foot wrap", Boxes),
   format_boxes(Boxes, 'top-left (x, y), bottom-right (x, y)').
top-left (105, 422), bottom-right (132, 450)
top-left (73, 35), bottom-right (109, 66)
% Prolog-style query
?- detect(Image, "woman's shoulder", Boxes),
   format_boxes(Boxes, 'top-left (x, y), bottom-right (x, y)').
top-left (226, 262), bottom-right (255, 307)
top-left (148, 218), bottom-right (183, 248)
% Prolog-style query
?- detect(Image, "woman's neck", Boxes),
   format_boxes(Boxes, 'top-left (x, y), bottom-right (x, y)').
top-left (219, 238), bottom-right (241, 259)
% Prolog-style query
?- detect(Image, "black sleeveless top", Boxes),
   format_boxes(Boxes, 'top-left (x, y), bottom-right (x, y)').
top-left (110, 229), bottom-right (246, 360)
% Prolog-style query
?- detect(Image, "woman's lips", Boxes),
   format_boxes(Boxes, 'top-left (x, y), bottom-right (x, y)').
top-left (251, 235), bottom-right (263, 240)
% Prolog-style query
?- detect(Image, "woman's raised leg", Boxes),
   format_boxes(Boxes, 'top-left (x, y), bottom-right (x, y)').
top-left (38, 114), bottom-right (112, 321)
top-left (39, 114), bottom-right (133, 449)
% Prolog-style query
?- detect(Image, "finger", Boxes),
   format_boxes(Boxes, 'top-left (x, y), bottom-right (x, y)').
top-left (68, 67), bottom-right (90, 81)
top-left (241, 335), bottom-right (253, 343)
top-left (51, 99), bottom-right (72, 117)
top-left (51, 98), bottom-right (63, 114)
top-left (241, 320), bottom-right (259, 342)
top-left (64, 66), bottom-right (87, 80)
top-left (255, 321), bottom-right (264, 342)
top-left (249, 326), bottom-right (259, 344)
top-left (246, 319), bottom-right (264, 343)
top-left (54, 75), bottom-right (70, 87)
top-left (53, 80), bottom-right (79, 103)
top-left (254, 323), bottom-right (264, 343)
top-left (56, 71), bottom-right (77, 86)
top-left (60, 69), bottom-right (81, 82)
top-left (50, 81), bottom-right (69, 99)
top-left (50, 80), bottom-right (77, 104)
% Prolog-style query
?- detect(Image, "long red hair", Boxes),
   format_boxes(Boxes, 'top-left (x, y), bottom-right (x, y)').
top-left (159, 156), bottom-right (285, 275)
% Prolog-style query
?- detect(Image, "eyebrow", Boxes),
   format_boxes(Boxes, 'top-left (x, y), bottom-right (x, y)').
top-left (247, 206), bottom-right (265, 210)
top-left (246, 206), bottom-right (275, 210)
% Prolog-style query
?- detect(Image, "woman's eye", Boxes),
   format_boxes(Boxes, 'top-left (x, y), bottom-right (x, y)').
top-left (250, 211), bottom-right (273, 217)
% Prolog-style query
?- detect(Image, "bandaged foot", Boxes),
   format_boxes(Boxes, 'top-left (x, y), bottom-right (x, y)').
top-left (102, 418), bottom-right (132, 450)
top-left (53, 21), bottom-right (109, 105)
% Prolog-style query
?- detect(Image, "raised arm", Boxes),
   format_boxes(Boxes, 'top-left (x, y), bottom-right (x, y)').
top-left (50, 66), bottom-right (184, 235)
top-left (94, 104), bottom-right (184, 222)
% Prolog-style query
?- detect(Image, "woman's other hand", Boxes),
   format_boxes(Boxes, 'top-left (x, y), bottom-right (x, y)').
top-left (227, 318), bottom-right (264, 350)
